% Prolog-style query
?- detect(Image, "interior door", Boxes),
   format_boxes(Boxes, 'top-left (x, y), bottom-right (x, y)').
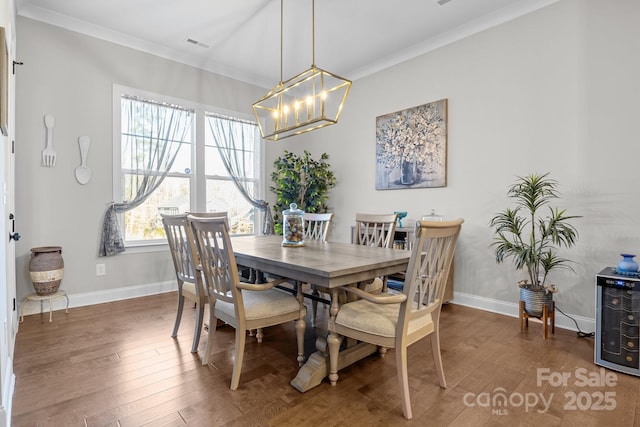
top-left (0, 13), bottom-right (17, 426)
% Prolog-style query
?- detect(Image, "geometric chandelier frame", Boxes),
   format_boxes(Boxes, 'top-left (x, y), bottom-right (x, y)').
top-left (252, 0), bottom-right (351, 141)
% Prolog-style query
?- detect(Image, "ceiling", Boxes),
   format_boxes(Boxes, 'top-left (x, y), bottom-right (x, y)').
top-left (16, 0), bottom-right (558, 89)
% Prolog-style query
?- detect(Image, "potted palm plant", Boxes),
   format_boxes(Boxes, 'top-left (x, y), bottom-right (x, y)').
top-left (489, 173), bottom-right (580, 317)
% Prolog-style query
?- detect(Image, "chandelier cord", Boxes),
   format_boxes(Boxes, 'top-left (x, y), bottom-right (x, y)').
top-left (280, 0), bottom-right (284, 84)
top-left (311, 0), bottom-right (315, 67)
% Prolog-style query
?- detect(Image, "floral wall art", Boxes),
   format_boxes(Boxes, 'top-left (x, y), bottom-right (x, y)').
top-left (375, 99), bottom-right (447, 190)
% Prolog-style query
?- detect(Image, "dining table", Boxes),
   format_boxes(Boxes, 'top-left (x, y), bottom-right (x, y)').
top-left (231, 234), bottom-right (411, 392)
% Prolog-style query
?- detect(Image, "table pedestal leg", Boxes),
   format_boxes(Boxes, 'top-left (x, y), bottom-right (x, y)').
top-left (290, 335), bottom-right (378, 392)
top-left (290, 286), bottom-right (378, 392)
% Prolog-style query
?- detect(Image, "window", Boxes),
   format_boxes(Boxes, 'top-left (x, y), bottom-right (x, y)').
top-left (113, 85), bottom-right (263, 247)
top-left (204, 113), bottom-right (259, 235)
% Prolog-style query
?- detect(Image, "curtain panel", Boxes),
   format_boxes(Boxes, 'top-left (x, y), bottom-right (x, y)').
top-left (207, 114), bottom-right (274, 235)
top-left (99, 97), bottom-right (193, 256)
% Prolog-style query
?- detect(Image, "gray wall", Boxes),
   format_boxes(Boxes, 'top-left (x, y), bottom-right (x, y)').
top-left (273, 0), bottom-right (640, 326)
top-left (16, 0), bottom-right (640, 329)
top-left (15, 16), bottom-right (268, 306)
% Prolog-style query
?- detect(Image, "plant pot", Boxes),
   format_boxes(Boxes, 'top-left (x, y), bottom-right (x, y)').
top-left (519, 284), bottom-right (553, 318)
top-left (29, 246), bottom-right (64, 295)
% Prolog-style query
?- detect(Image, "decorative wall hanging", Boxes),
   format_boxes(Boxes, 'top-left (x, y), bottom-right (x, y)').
top-left (42, 114), bottom-right (56, 167)
top-left (75, 135), bottom-right (91, 184)
top-left (375, 99), bottom-right (447, 190)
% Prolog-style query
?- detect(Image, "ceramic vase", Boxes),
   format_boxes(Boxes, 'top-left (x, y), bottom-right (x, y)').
top-left (618, 254), bottom-right (639, 273)
top-left (29, 246), bottom-right (64, 295)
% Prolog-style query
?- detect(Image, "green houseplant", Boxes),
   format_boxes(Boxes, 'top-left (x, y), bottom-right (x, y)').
top-left (271, 150), bottom-right (336, 235)
top-left (489, 173), bottom-right (580, 315)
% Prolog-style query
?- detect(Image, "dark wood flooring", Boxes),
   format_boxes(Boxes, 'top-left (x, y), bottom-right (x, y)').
top-left (11, 292), bottom-right (640, 426)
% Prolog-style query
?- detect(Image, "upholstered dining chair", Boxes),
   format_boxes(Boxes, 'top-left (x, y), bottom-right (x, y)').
top-left (302, 212), bottom-right (334, 326)
top-left (161, 213), bottom-right (208, 354)
top-left (353, 212), bottom-right (399, 293)
top-left (189, 215), bottom-right (307, 390)
top-left (328, 219), bottom-right (463, 420)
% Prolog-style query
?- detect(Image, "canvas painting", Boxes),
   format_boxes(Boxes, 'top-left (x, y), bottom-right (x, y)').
top-left (375, 99), bottom-right (447, 190)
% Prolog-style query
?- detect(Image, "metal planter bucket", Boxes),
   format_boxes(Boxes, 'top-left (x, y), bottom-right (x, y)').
top-left (519, 284), bottom-right (553, 318)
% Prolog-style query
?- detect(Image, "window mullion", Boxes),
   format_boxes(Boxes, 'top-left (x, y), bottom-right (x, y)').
top-left (193, 110), bottom-right (206, 212)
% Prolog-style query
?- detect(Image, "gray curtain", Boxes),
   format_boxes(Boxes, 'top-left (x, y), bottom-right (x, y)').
top-left (207, 114), bottom-right (274, 235)
top-left (99, 96), bottom-right (193, 256)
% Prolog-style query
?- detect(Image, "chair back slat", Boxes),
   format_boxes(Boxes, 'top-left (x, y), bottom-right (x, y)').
top-left (304, 213), bottom-right (334, 242)
top-left (189, 216), bottom-right (239, 307)
top-left (161, 214), bottom-right (201, 291)
top-left (354, 213), bottom-right (399, 248)
top-left (400, 219), bottom-right (463, 327)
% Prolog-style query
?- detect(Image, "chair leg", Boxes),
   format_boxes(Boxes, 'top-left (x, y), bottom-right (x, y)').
top-left (395, 344), bottom-right (412, 420)
top-left (191, 301), bottom-right (205, 353)
top-left (202, 309), bottom-right (217, 366)
top-left (171, 287), bottom-right (185, 338)
top-left (230, 328), bottom-right (247, 390)
top-left (431, 328), bottom-right (447, 388)
top-left (256, 328), bottom-right (263, 343)
top-left (295, 317), bottom-right (306, 366)
top-left (327, 332), bottom-right (342, 386)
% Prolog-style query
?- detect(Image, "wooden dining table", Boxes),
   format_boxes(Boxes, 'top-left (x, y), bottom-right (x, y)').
top-left (231, 234), bottom-right (411, 392)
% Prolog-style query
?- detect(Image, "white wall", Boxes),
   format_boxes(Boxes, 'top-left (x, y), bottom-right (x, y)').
top-left (14, 17), bottom-right (268, 308)
top-left (274, 0), bottom-right (640, 327)
top-left (14, 0), bottom-right (640, 333)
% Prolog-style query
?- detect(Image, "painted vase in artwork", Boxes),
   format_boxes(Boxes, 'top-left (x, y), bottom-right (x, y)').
top-left (400, 154), bottom-right (417, 185)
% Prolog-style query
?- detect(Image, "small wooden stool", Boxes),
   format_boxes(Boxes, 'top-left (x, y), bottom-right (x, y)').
top-left (519, 300), bottom-right (555, 339)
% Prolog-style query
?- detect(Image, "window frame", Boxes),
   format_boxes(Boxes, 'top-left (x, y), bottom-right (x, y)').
top-left (112, 84), bottom-right (265, 252)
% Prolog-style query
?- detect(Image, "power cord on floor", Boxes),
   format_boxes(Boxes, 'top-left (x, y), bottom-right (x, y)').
top-left (555, 304), bottom-right (594, 338)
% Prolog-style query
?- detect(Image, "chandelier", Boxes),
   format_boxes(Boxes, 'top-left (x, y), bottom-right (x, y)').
top-left (252, 0), bottom-right (351, 141)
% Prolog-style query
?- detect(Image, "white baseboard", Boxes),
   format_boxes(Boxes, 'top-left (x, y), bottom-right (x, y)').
top-left (17, 283), bottom-right (595, 334)
top-left (451, 291), bottom-right (596, 334)
top-left (1, 356), bottom-right (15, 427)
top-left (19, 281), bottom-right (177, 317)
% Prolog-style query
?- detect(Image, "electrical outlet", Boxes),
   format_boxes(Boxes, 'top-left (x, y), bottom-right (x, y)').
top-left (96, 263), bottom-right (106, 276)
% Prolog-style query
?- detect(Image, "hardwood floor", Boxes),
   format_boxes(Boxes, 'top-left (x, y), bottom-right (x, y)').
top-left (11, 292), bottom-right (640, 426)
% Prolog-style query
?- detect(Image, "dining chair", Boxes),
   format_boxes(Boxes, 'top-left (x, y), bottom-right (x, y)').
top-left (302, 212), bottom-right (334, 326)
top-left (304, 212), bottom-right (334, 242)
top-left (161, 213), bottom-right (208, 354)
top-left (187, 211), bottom-right (228, 223)
top-left (328, 218), bottom-right (463, 420)
top-left (353, 212), bottom-right (399, 293)
top-left (189, 215), bottom-right (307, 390)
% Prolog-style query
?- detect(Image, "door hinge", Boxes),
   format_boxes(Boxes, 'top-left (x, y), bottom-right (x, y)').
top-left (12, 61), bottom-right (23, 75)
top-left (12, 140), bottom-right (14, 154)
top-left (13, 298), bottom-right (16, 311)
